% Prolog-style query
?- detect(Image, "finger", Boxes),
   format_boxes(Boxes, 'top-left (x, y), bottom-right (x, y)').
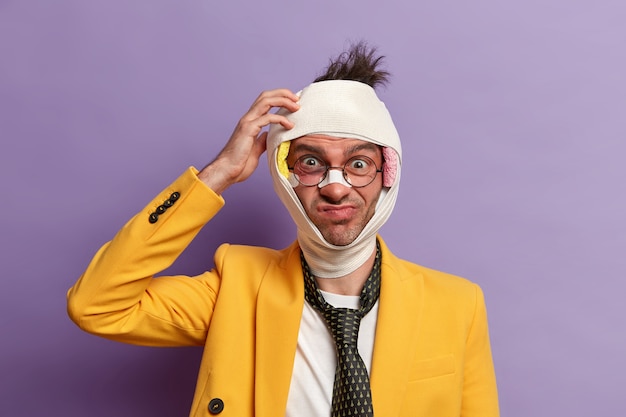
top-left (235, 113), bottom-right (295, 141)
top-left (247, 89), bottom-right (299, 112)
top-left (250, 113), bottom-right (295, 131)
top-left (254, 88), bottom-right (299, 104)
top-left (244, 96), bottom-right (300, 121)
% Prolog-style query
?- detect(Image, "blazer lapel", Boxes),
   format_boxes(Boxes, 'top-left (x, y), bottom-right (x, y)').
top-left (370, 241), bottom-right (424, 417)
top-left (254, 243), bottom-right (304, 417)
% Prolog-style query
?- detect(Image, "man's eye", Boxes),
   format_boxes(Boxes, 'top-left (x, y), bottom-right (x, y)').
top-left (349, 158), bottom-right (370, 170)
top-left (301, 156), bottom-right (323, 168)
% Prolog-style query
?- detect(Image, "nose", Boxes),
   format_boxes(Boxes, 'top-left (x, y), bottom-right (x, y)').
top-left (318, 169), bottom-right (352, 188)
top-left (318, 171), bottom-right (352, 202)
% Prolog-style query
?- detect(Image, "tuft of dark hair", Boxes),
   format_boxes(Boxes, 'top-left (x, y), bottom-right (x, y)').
top-left (313, 41), bottom-right (390, 89)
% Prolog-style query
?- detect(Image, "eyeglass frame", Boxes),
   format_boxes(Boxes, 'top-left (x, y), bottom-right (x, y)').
top-left (287, 154), bottom-right (383, 188)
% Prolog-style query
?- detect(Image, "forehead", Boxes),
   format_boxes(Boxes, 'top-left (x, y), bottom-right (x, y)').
top-left (289, 134), bottom-right (380, 155)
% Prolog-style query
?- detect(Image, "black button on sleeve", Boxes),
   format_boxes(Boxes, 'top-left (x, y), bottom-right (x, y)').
top-left (148, 191), bottom-right (180, 224)
top-left (208, 398), bottom-right (224, 414)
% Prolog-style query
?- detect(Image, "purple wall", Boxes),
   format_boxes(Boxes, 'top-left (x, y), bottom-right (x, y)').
top-left (2, 1), bottom-right (625, 416)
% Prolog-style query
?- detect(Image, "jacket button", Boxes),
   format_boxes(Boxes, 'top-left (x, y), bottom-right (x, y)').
top-left (155, 205), bottom-right (167, 214)
top-left (162, 199), bottom-right (173, 208)
top-left (148, 213), bottom-right (159, 224)
top-left (170, 192), bottom-right (180, 202)
top-left (208, 398), bottom-right (224, 414)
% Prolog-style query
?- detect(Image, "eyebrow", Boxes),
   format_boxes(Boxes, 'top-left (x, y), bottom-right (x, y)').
top-left (291, 141), bottom-right (381, 158)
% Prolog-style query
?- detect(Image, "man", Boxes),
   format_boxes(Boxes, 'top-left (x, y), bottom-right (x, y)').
top-left (67, 43), bottom-right (499, 417)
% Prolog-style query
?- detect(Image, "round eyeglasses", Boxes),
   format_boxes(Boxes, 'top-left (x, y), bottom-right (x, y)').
top-left (288, 154), bottom-right (382, 187)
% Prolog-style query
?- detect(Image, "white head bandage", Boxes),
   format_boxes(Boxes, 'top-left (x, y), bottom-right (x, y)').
top-left (267, 80), bottom-right (402, 278)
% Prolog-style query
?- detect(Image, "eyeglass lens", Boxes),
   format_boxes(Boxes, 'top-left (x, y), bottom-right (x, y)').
top-left (292, 155), bottom-right (379, 187)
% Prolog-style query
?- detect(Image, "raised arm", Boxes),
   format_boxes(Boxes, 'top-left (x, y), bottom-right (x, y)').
top-left (67, 89), bottom-right (299, 346)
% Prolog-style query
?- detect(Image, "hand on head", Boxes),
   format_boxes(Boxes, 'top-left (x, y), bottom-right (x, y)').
top-left (198, 89), bottom-right (299, 194)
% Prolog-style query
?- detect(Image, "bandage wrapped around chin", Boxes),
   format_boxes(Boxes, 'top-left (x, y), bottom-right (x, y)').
top-left (267, 80), bottom-right (402, 278)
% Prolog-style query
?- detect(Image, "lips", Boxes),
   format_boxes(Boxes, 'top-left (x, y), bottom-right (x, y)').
top-left (316, 205), bottom-right (357, 221)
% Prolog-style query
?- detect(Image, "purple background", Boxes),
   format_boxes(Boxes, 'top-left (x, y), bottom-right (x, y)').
top-left (1, 1), bottom-right (625, 416)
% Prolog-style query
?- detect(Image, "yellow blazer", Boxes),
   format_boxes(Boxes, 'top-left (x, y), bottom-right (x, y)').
top-left (67, 168), bottom-right (499, 417)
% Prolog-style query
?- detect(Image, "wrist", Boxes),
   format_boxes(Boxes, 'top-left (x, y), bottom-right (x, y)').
top-left (197, 161), bottom-right (234, 195)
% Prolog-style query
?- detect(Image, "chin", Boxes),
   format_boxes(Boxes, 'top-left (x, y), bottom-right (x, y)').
top-left (321, 230), bottom-right (360, 247)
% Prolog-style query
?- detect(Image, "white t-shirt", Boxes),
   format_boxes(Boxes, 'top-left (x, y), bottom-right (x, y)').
top-left (285, 291), bottom-right (379, 417)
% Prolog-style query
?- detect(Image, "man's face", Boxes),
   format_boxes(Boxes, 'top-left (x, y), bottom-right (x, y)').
top-left (286, 134), bottom-right (384, 246)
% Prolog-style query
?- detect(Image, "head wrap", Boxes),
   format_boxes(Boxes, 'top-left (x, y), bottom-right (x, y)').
top-left (267, 80), bottom-right (402, 278)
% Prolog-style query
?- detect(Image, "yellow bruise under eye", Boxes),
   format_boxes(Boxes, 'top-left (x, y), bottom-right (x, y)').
top-left (277, 141), bottom-right (290, 179)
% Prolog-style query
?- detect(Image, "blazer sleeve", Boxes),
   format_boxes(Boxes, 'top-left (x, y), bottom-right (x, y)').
top-left (461, 284), bottom-right (500, 417)
top-left (67, 167), bottom-right (226, 347)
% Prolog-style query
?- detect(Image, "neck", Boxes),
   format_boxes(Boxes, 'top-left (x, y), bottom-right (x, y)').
top-left (298, 231), bottom-right (378, 279)
top-left (314, 248), bottom-right (377, 296)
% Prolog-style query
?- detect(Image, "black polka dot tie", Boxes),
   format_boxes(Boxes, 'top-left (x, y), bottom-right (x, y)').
top-left (302, 241), bottom-right (381, 417)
